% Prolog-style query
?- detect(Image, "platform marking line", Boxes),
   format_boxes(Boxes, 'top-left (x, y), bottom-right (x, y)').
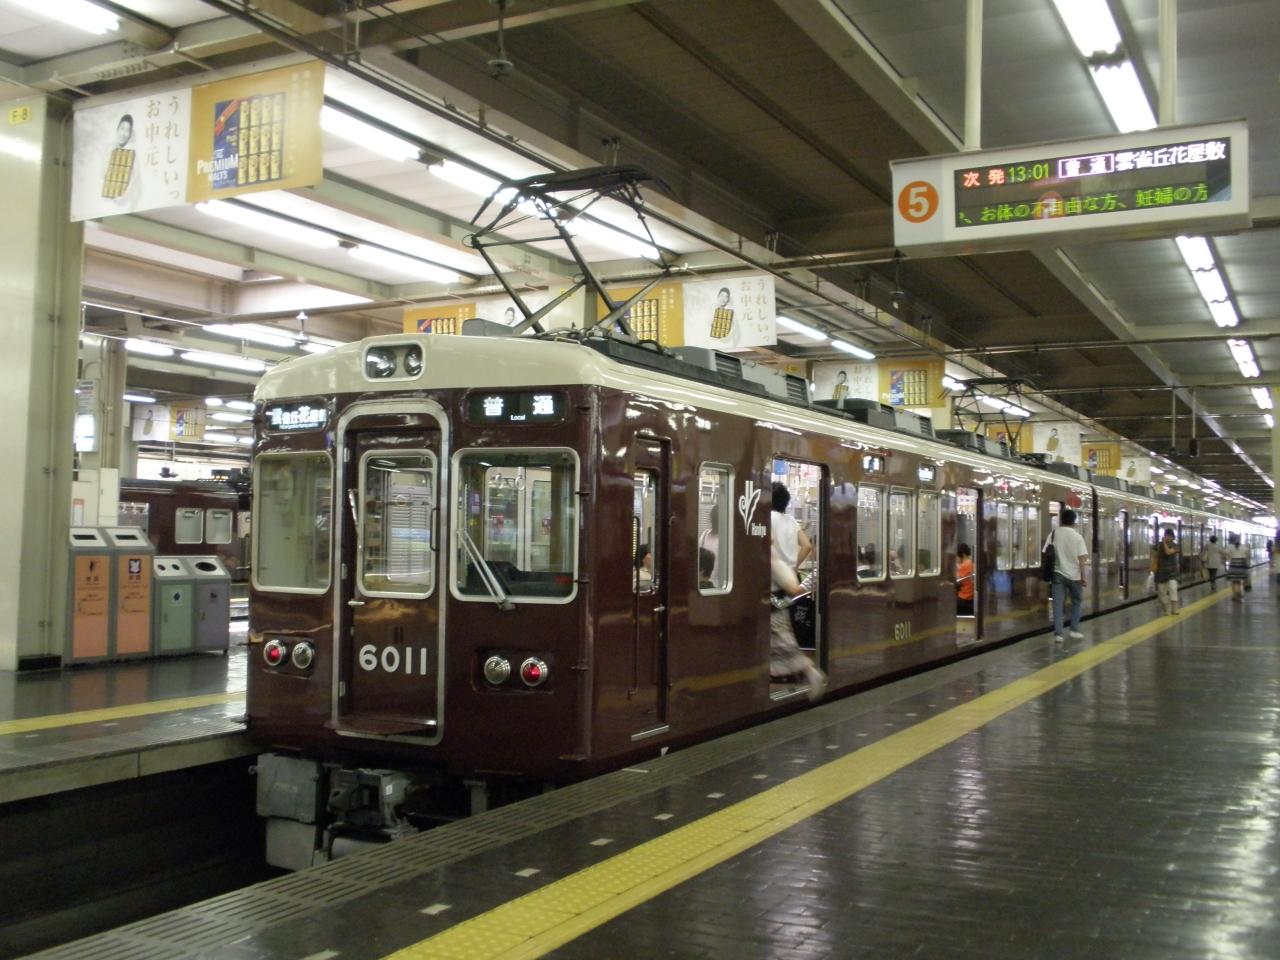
top-left (383, 589), bottom-right (1229, 960)
top-left (0, 692), bottom-right (244, 737)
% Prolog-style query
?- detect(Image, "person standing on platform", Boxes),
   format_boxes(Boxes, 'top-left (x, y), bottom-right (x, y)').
top-left (1202, 535), bottom-right (1225, 587)
top-left (1225, 533), bottom-right (1250, 600)
top-left (1048, 507), bottom-right (1089, 642)
top-left (1151, 527), bottom-right (1181, 615)
top-left (770, 482), bottom-right (826, 700)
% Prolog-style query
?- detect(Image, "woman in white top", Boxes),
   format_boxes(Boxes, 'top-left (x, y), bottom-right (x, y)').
top-left (769, 482), bottom-right (825, 700)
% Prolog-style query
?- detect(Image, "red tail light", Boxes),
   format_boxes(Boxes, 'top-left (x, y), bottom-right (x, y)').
top-left (519, 657), bottom-right (548, 687)
top-left (263, 639), bottom-right (287, 667)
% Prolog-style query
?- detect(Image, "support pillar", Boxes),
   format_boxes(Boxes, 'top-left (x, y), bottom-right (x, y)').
top-left (0, 95), bottom-right (84, 670)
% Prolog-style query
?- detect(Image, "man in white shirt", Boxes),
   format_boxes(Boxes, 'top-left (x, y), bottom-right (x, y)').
top-left (770, 482), bottom-right (825, 700)
top-left (1048, 507), bottom-right (1089, 642)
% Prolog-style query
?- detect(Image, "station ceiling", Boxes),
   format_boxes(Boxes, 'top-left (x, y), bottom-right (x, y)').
top-left (1, 0), bottom-right (1275, 507)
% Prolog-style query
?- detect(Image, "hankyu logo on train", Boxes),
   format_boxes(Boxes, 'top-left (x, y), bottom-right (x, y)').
top-left (738, 480), bottom-right (766, 536)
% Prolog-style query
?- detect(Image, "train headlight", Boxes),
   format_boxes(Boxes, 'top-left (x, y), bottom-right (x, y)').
top-left (291, 641), bottom-right (315, 670)
top-left (519, 657), bottom-right (549, 687)
top-left (263, 638), bottom-right (288, 667)
top-left (403, 345), bottom-right (423, 376)
top-left (483, 655), bottom-right (511, 685)
top-left (365, 347), bottom-right (396, 378)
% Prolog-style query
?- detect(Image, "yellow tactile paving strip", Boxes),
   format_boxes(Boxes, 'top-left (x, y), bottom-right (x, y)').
top-left (0, 692), bottom-right (244, 737)
top-left (385, 588), bottom-right (1230, 960)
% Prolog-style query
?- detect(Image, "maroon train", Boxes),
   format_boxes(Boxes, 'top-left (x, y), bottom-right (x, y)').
top-left (118, 477), bottom-right (250, 580)
top-left (246, 332), bottom-right (1269, 853)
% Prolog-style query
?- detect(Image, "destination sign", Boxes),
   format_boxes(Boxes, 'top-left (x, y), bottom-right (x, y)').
top-left (466, 390), bottom-right (566, 425)
top-left (891, 120), bottom-right (1249, 257)
top-left (263, 401), bottom-right (328, 432)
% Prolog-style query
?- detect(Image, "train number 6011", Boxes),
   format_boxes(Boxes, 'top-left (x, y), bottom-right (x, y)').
top-left (358, 644), bottom-right (430, 675)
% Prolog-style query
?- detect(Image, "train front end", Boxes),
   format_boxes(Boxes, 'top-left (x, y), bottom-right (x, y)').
top-left (247, 334), bottom-right (594, 864)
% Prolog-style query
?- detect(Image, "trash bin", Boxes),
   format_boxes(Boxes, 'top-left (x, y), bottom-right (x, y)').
top-left (103, 526), bottom-right (155, 658)
top-left (188, 556), bottom-right (232, 653)
top-left (67, 527), bottom-right (112, 664)
top-left (152, 558), bottom-right (195, 656)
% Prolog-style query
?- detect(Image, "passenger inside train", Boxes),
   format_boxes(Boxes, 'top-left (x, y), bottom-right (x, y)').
top-left (955, 543), bottom-right (975, 617)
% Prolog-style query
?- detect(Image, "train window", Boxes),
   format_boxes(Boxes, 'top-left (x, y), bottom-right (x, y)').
top-left (453, 448), bottom-right (578, 603)
top-left (253, 453), bottom-right (333, 593)
top-left (697, 464), bottom-right (732, 594)
top-left (118, 502), bottom-right (149, 534)
top-left (996, 502), bottom-right (1011, 570)
top-left (856, 485), bottom-right (884, 581)
top-left (917, 492), bottom-right (940, 575)
top-left (359, 452), bottom-right (436, 598)
top-left (1012, 505), bottom-right (1027, 568)
top-left (205, 509), bottom-right (234, 545)
top-left (633, 470), bottom-right (658, 595)
top-left (888, 489), bottom-right (913, 578)
top-left (175, 507), bottom-right (204, 544)
top-left (1025, 504), bottom-right (1040, 567)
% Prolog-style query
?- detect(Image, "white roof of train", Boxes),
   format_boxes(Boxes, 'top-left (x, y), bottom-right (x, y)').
top-left (254, 334), bottom-right (1267, 532)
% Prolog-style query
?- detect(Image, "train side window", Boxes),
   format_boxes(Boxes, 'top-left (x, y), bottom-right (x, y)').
top-left (917, 492), bottom-right (940, 575)
top-left (1012, 504), bottom-right (1027, 568)
top-left (996, 502), bottom-right (1011, 570)
top-left (697, 464), bottom-right (733, 594)
top-left (175, 507), bottom-right (204, 544)
top-left (1026, 503), bottom-right (1041, 567)
top-left (633, 470), bottom-right (658, 594)
top-left (857, 484), bottom-right (884, 580)
top-left (359, 452), bottom-right (435, 598)
top-left (453, 448), bottom-right (578, 603)
top-left (253, 453), bottom-right (333, 593)
top-left (888, 488), bottom-right (913, 578)
top-left (205, 508), bottom-right (234, 545)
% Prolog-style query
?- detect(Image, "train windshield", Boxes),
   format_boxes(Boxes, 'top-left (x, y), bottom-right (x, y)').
top-left (454, 449), bottom-right (578, 601)
top-left (254, 453), bottom-right (333, 592)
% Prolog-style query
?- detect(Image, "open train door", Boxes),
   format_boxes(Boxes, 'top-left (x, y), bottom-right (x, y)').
top-left (332, 401), bottom-right (446, 744)
top-left (952, 486), bottom-right (982, 643)
top-left (629, 435), bottom-right (671, 739)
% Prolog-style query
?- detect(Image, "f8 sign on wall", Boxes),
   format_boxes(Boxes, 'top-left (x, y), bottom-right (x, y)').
top-left (892, 121), bottom-right (1249, 257)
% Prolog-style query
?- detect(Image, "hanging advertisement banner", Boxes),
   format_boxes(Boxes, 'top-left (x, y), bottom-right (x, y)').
top-left (1120, 456), bottom-right (1151, 485)
top-left (71, 89), bottom-right (192, 221)
top-left (681, 276), bottom-right (776, 351)
top-left (131, 404), bottom-right (171, 442)
top-left (596, 282), bottom-right (685, 346)
top-left (171, 404), bottom-right (206, 440)
top-left (186, 61), bottom-right (324, 202)
top-left (1082, 442), bottom-right (1122, 475)
top-left (404, 303), bottom-right (478, 335)
top-left (812, 361), bottom-right (877, 403)
top-left (1031, 422), bottom-right (1081, 465)
top-left (878, 357), bottom-right (945, 408)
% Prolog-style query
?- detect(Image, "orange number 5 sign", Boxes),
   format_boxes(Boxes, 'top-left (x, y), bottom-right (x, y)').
top-left (897, 181), bottom-right (939, 223)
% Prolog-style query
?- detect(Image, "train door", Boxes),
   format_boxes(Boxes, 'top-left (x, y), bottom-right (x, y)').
top-left (1117, 509), bottom-right (1130, 597)
top-left (334, 405), bottom-right (445, 741)
top-left (775, 459), bottom-right (826, 687)
top-left (630, 436), bottom-right (670, 733)
top-left (953, 486), bottom-right (981, 639)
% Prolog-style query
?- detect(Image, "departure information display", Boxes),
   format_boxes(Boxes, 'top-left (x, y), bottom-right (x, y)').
top-left (953, 134), bottom-right (1233, 229)
top-left (466, 390), bottom-right (566, 425)
top-left (890, 120), bottom-right (1249, 257)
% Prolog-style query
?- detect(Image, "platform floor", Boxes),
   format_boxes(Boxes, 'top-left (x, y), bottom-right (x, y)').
top-left (0, 623), bottom-right (250, 803)
top-left (20, 572), bottom-right (1280, 960)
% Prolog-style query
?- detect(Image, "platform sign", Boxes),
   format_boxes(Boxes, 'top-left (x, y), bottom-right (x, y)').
top-left (891, 121), bottom-right (1250, 257)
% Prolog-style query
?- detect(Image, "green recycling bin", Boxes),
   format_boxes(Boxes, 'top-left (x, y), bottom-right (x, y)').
top-left (152, 557), bottom-right (195, 655)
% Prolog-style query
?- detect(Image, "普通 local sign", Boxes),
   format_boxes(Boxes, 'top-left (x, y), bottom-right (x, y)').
top-left (891, 120), bottom-right (1250, 257)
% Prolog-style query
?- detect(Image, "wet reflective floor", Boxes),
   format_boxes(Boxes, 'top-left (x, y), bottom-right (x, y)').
top-left (21, 574), bottom-right (1280, 960)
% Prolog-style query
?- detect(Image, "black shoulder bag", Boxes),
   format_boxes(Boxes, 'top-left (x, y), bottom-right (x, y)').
top-left (1040, 529), bottom-right (1057, 583)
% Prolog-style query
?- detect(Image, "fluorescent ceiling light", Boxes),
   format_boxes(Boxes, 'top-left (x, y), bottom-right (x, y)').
top-left (1175, 236), bottom-right (1215, 272)
top-left (1090, 60), bottom-right (1157, 132)
top-left (1006, 404), bottom-right (1032, 419)
top-left (1190, 268), bottom-right (1228, 304)
top-left (831, 339), bottom-right (875, 360)
top-left (1150, 466), bottom-right (1163, 474)
top-left (347, 245), bottom-right (459, 284)
top-left (237, 436), bottom-right (254, 445)
top-left (204, 323), bottom-right (298, 349)
top-left (180, 351), bottom-right (267, 373)
top-left (430, 160), bottom-right (502, 197)
top-left (1051, 0), bottom-right (1122, 57)
top-left (301, 338), bottom-right (343, 355)
top-left (202, 431), bottom-right (241, 445)
top-left (941, 375), bottom-right (964, 391)
top-left (224, 400), bottom-right (256, 412)
top-left (1251, 386), bottom-right (1273, 410)
top-left (11, 0), bottom-right (118, 35)
top-left (122, 393), bottom-right (156, 404)
top-left (1228, 339), bottom-right (1260, 377)
top-left (320, 106), bottom-right (418, 161)
top-left (124, 338), bottom-right (175, 358)
top-left (1208, 300), bottom-right (1239, 328)
top-left (211, 412), bottom-right (251, 423)
top-left (205, 397), bottom-right (224, 406)
top-left (196, 201), bottom-right (337, 249)
top-left (776, 316), bottom-right (828, 341)
top-left (1265, 414), bottom-right (1275, 429)
top-left (571, 219), bottom-right (660, 261)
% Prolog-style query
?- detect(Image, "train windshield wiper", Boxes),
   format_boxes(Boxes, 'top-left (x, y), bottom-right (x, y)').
top-left (461, 529), bottom-right (515, 611)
